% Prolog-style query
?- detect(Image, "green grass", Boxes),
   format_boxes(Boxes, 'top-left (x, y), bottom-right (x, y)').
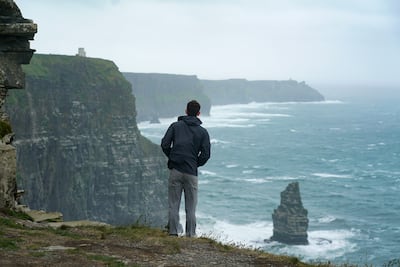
top-left (0, 237), bottom-right (18, 250)
top-left (47, 226), bottom-right (81, 239)
top-left (98, 224), bottom-right (181, 254)
top-left (0, 231), bottom-right (20, 251)
top-left (87, 254), bottom-right (126, 267)
top-left (0, 217), bottom-right (25, 229)
top-left (0, 208), bottom-right (33, 221)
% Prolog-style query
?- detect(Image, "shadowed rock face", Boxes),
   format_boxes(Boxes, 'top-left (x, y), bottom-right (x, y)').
top-left (271, 182), bottom-right (309, 245)
top-left (6, 54), bottom-right (169, 226)
top-left (0, 0), bottom-right (36, 209)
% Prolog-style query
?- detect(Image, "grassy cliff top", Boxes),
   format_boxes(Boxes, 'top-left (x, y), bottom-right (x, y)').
top-left (0, 209), bottom-right (337, 267)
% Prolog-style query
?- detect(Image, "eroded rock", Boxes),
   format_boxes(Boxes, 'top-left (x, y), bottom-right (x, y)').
top-left (271, 182), bottom-right (309, 245)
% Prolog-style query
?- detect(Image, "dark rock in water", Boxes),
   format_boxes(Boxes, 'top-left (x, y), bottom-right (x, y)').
top-left (271, 182), bottom-right (309, 245)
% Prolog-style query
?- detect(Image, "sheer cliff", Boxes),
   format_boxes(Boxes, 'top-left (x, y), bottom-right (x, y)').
top-left (201, 79), bottom-right (325, 105)
top-left (5, 54), bottom-right (168, 226)
top-left (123, 73), bottom-right (211, 122)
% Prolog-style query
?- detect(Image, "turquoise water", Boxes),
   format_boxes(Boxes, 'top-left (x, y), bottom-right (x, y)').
top-left (138, 98), bottom-right (400, 265)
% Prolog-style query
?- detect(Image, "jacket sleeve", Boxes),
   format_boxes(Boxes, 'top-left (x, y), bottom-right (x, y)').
top-left (161, 124), bottom-right (174, 157)
top-left (197, 130), bottom-right (211, 167)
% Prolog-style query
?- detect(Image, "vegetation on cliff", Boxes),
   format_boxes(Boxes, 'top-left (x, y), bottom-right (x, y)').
top-left (5, 54), bottom-right (169, 226)
top-left (0, 209), bottom-right (341, 267)
top-left (123, 72), bottom-right (211, 122)
top-left (122, 73), bottom-right (324, 122)
top-left (201, 79), bottom-right (325, 105)
top-left (0, 120), bottom-right (12, 139)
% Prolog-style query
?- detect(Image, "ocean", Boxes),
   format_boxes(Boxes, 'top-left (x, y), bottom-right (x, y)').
top-left (138, 98), bottom-right (400, 265)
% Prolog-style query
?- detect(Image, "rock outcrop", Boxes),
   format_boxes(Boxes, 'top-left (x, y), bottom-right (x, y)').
top-left (122, 74), bottom-right (324, 122)
top-left (123, 73), bottom-right (211, 122)
top-left (201, 79), bottom-right (324, 105)
top-left (271, 182), bottom-right (309, 245)
top-left (6, 54), bottom-right (169, 226)
top-left (0, 0), bottom-right (36, 209)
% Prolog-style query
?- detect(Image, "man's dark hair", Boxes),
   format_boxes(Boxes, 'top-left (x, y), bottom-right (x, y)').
top-left (186, 100), bottom-right (201, 116)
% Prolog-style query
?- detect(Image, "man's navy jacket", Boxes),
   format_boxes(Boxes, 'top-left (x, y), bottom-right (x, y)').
top-left (161, 115), bottom-right (211, 176)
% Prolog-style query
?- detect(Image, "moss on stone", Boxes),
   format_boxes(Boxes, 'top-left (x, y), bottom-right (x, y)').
top-left (0, 119), bottom-right (12, 139)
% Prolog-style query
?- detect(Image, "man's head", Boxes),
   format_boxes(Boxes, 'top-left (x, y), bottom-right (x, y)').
top-left (186, 100), bottom-right (201, 116)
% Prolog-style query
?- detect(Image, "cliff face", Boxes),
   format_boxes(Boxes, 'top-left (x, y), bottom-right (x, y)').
top-left (5, 54), bottom-right (168, 226)
top-left (0, 0), bottom-right (36, 209)
top-left (201, 79), bottom-right (325, 105)
top-left (123, 73), bottom-right (211, 122)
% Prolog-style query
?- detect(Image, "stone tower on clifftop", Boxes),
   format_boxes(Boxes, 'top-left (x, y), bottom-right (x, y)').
top-left (271, 182), bottom-right (309, 245)
top-left (0, 0), bottom-right (37, 208)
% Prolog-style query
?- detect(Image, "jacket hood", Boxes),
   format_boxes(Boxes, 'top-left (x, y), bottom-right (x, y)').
top-left (178, 115), bottom-right (202, 126)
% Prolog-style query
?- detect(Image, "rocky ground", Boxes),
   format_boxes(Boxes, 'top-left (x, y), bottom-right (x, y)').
top-left (0, 209), bottom-right (331, 267)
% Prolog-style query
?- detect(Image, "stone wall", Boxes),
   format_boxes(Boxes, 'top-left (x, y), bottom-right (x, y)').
top-left (0, 0), bottom-right (36, 209)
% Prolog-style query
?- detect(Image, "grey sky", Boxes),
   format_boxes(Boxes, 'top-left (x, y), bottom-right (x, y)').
top-left (15, 0), bottom-right (400, 95)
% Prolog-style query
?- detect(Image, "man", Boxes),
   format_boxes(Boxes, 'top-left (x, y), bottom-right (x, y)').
top-left (161, 100), bottom-right (211, 237)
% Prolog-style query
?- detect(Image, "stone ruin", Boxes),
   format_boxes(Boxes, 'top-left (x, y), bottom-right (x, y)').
top-left (270, 182), bottom-right (309, 245)
top-left (0, 0), bottom-right (37, 209)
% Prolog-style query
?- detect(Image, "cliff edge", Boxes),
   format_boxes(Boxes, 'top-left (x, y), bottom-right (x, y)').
top-left (5, 54), bottom-right (168, 226)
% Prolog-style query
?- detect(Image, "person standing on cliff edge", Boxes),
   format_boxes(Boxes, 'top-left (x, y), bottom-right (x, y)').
top-left (161, 100), bottom-right (211, 237)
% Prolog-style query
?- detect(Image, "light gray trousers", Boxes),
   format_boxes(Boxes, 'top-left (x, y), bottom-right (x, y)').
top-left (168, 168), bottom-right (198, 237)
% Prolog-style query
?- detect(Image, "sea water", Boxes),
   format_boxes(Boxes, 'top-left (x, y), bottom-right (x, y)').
top-left (138, 98), bottom-right (400, 265)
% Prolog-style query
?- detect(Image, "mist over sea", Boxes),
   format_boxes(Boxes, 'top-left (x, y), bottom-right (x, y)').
top-left (138, 97), bottom-right (400, 265)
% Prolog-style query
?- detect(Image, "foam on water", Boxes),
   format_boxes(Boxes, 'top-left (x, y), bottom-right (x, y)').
top-left (196, 216), bottom-right (357, 263)
top-left (199, 170), bottom-right (217, 177)
top-left (226, 164), bottom-right (239, 168)
top-left (243, 178), bottom-right (272, 184)
top-left (197, 218), bottom-right (273, 247)
top-left (274, 229), bottom-right (358, 262)
top-left (312, 173), bottom-right (353, 179)
top-left (138, 99), bottom-right (399, 265)
top-left (317, 215), bottom-right (337, 224)
top-left (210, 138), bottom-right (230, 144)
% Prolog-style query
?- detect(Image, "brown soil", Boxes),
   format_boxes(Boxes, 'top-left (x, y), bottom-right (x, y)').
top-left (0, 211), bottom-right (317, 267)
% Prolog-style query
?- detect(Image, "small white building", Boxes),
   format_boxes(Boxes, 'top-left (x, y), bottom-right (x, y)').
top-left (76, 47), bottom-right (86, 57)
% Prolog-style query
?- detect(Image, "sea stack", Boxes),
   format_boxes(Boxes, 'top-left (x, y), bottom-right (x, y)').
top-left (271, 182), bottom-right (309, 245)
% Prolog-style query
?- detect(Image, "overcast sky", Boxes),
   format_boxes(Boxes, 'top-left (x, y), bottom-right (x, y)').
top-left (15, 0), bottom-right (400, 97)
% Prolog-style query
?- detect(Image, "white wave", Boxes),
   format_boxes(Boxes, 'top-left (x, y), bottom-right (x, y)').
top-left (321, 158), bottom-right (339, 163)
top-left (204, 122), bottom-right (256, 128)
top-left (316, 100), bottom-right (345, 104)
top-left (312, 173), bottom-right (352, 179)
top-left (242, 170), bottom-right (254, 174)
top-left (197, 217), bottom-right (357, 263)
top-left (265, 176), bottom-right (298, 181)
top-left (199, 180), bottom-right (210, 185)
top-left (199, 170), bottom-right (217, 177)
top-left (226, 164), bottom-right (239, 168)
top-left (317, 215), bottom-right (337, 223)
top-left (277, 229), bottom-right (358, 262)
top-left (207, 112), bottom-right (291, 120)
top-left (238, 176), bottom-right (298, 183)
top-left (198, 219), bottom-right (273, 247)
top-left (210, 138), bottom-right (230, 145)
top-left (244, 178), bottom-right (271, 184)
